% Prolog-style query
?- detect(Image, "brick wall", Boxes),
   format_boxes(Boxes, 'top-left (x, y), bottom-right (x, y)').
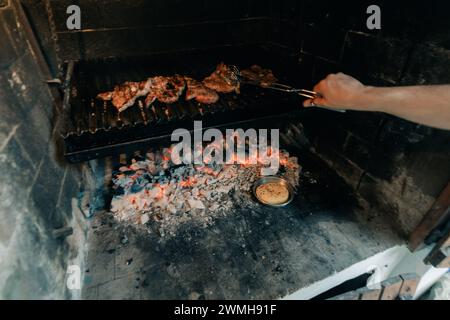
top-left (20, 0), bottom-right (61, 77)
top-left (0, 3), bottom-right (86, 299)
top-left (269, 0), bottom-right (450, 236)
top-left (21, 0), bottom-right (272, 63)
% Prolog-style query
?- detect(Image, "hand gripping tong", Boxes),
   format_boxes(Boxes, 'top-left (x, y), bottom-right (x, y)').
top-left (229, 65), bottom-right (346, 113)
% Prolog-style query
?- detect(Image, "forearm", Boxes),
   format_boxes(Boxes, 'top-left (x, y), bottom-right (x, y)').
top-left (307, 73), bottom-right (450, 129)
top-left (358, 85), bottom-right (450, 130)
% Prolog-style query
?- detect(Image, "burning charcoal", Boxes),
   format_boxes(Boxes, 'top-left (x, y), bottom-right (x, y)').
top-left (148, 163), bottom-right (157, 175)
top-left (130, 184), bottom-right (145, 193)
top-left (209, 203), bottom-right (219, 211)
top-left (147, 186), bottom-right (162, 198)
top-left (216, 185), bottom-right (233, 194)
top-left (109, 145), bottom-right (300, 237)
top-left (115, 176), bottom-right (134, 191)
top-left (167, 204), bottom-right (177, 214)
top-left (146, 152), bottom-right (155, 161)
top-left (135, 197), bottom-right (149, 210)
top-left (192, 187), bottom-right (200, 197)
top-left (188, 199), bottom-right (205, 210)
top-left (130, 162), bottom-right (146, 171)
top-left (154, 198), bottom-right (168, 210)
top-left (141, 213), bottom-right (150, 225)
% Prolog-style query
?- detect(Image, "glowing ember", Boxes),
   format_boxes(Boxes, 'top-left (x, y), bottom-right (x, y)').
top-left (110, 147), bottom-right (301, 237)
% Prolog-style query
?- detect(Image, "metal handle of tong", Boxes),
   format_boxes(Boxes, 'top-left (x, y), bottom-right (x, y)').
top-left (229, 66), bottom-right (346, 113)
top-left (263, 83), bottom-right (346, 113)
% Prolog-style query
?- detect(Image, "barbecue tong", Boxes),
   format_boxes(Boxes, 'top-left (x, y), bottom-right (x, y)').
top-left (229, 66), bottom-right (346, 113)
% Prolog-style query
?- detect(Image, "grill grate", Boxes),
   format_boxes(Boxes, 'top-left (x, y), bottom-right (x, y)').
top-left (61, 46), bottom-right (305, 163)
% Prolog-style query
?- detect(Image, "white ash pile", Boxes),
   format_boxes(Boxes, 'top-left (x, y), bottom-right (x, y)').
top-left (110, 148), bottom-right (301, 236)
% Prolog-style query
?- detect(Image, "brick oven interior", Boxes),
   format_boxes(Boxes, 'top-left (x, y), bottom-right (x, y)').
top-left (0, 0), bottom-right (449, 300)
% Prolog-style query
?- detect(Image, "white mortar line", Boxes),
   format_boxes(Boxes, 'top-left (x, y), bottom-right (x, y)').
top-left (56, 166), bottom-right (68, 209)
top-left (14, 135), bottom-right (36, 169)
top-left (26, 154), bottom-right (46, 198)
top-left (0, 124), bottom-right (20, 152)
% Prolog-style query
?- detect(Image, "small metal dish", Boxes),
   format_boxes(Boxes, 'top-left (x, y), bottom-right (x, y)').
top-left (252, 176), bottom-right (295, 207)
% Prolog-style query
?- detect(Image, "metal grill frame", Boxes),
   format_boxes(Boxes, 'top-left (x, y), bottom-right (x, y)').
top-left (61, 46), bottom-right (305, 163)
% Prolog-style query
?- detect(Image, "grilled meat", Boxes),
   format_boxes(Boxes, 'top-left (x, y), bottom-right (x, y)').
top-left (159, 75), bottom-right (185, 104)
top-left (144, 76), bottom-right (166, 106)
top-left (202, 62), bottom-right (240, 93)
top-left (144, 75), bottom-right (186, 106)
top-left (96, 79), bottom-right (151, 112)
top-left (97, 63), bottom-right (242, 110)
top-left (184, 76), bottom-right (219, 104)
top-left (96, 91), bottom-right (113, 100)
top-left (240, 65), bottom-right (277, 87)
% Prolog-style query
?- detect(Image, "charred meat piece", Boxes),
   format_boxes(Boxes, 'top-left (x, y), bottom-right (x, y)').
top-left (158, 75), bottom-right (185, 104)
top-left (240, 65), bottom-right (277, 87)
top-left (144, 76), bottom-right (166, 106)
top-left (144, 76), bottom-right (167, 106)
top-left (96, 91), bottom-right (113, 100)
top-left (144, 75), bottom-right (186, 106)
top-left (144, 93), bottom-right (156, 107)
top-left (202, 62), bottom-right (240, 93)
top-left (184, 76), bottom-right (219, 104)
top-left (96, 79), bottom-right (151, 112)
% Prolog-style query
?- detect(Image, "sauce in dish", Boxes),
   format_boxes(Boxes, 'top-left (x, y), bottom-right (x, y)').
top-left (255, 182), bottom-right (290, 205)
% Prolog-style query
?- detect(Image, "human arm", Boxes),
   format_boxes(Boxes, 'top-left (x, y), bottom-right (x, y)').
top-left (304, 73), bottom-right (450, 130)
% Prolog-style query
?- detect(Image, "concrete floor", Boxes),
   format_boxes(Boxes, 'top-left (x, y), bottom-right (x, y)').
top-left (81, 152), bottom-right (403, 300)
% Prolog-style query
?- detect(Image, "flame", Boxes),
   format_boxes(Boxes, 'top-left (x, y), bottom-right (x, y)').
top-left (179, 177), bottom-right (197, 187)
top-left (195, 166), bottom-right (220, 177)
top-left (160, 137), bottom-right (287, 169)
top-left (158, 187), bottom-right (165, 198)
